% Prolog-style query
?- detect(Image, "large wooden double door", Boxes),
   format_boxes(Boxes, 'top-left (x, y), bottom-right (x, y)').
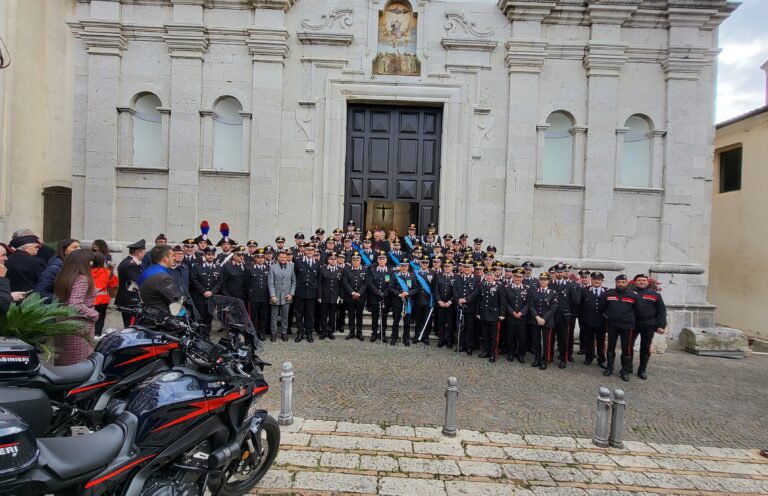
top-left (344, 104), bottom-right (442, 234)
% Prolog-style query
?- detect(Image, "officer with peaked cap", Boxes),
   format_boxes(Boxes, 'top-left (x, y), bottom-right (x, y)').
top-left (115, 239), bottom-right (146, 327)
top-left (434, 257), bottom-right (456, 348)
top-left (504, 267), bottom-right (530, 363)
top-left (471, 238), bottom-right (485, 262)
top-left (529, 272), bottom-right (559, 370)
top-left (190, 246), bottom-right (222, 331)
top-left (454, 258), bottom-right (479, 354)
top-left (580, 271), bottom-right (607, 367)
top-left (462, 267), bottom-right (506, 363)
top-left (387, 258), bottom-right (417, 346)
top-left (629, 274), bottom-right (666, 380)
top-left (293, 244), bottom-right (320, 343)
top-left (318, 252), bottom-right (343, 340)
top-left (342, 252), bottom-right (367, 340)
top-left (367, 251), bottom-right (391, 343)
top-left (246, 248), bottom-right (270, 341)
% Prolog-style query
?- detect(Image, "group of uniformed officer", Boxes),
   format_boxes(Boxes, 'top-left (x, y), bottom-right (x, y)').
top-left (115, 220), bottom-right (667, 382)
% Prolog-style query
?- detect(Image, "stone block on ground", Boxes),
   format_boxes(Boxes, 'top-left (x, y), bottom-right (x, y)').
top-left (678, 326), bottom-right (748, 358)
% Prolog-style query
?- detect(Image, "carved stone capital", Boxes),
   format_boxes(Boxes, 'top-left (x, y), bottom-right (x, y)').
top-left (164, 23), bottom-right (209, 59)
top-left (505, 39), bottom-right (547, 74)
top-left (583, 41), bottom-right (628, 77)
top-left (74, 20), bottom-right (127, 57)
top-left (498, 0), bottom-right (556, 23)
top-left (662, 46), bottom-right (711, 81)
top-left (246, 28), bottom-right (289, 63)
top-left (585, 1), bottom-right (639, 26)
top-left (666, 7), bottom-right (718, 29)
top-left (250, 0), bottom-right (295, 11)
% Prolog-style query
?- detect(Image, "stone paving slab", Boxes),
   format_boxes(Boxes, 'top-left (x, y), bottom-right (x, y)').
top-left (251, 417), bottom-right (768, 495)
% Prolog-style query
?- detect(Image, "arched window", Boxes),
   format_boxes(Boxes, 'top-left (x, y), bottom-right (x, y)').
top-left (542, 112), bottom-right (573, 184)
top-left (620, 115), bottom-right (651, 187)
top-left (213, 97), bottom-right (244, 171)
top-left (132, 94), bottom-right (162, 167)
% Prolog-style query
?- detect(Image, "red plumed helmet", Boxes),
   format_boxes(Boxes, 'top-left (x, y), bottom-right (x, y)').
top-left (200, 220), bottom-right (210, 237)
top-left (220, 223), bottom-right (230, 238)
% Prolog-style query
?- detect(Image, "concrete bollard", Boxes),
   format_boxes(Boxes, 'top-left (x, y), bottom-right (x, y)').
top-left (609, 388), bottom-right (626, 449)
top-left (278, 361), bottom-right (295, 426)
top-left (593, 387), bottom-right (612, 448)
top-left (442, 377), bottom-right (459, 437)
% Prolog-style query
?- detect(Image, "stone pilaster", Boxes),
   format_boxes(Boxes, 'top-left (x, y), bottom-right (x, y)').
top-left (246, 17), bottom-right (289, 240)
top-left (78, 19), bottom-right (126, 240)
top-left (498, 0), bottom-right (553, 257)
top-left (579, 1), bottom-right (634, 259)
top-left (164, 21), bottom-right (208, 240)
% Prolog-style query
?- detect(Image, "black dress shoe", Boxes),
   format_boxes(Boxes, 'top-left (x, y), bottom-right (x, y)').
top-left (478, 352), bottom-right (490, 358)
top-left (390, 338), bottom-right (397, 346)
top-left (357, 333), bottom-right (364, 341)
top-left (306, 334), bottom-right (314, 343)
top-left (270, 334), bottom-right (276, 342)
top-left (568, 356), bottom-right (574, 363)
top-left (370, 334), bottom-right (379, 343)
top-left (287, 329), bottom-right (293, 335)
top-left (577, 350), bottom-right (585, 355)
top-left (404, 339), bottom-right (410, 347)
top-left (603, 367), bottom-right (613, 377)
top-left (620, 371), bottom-right (630, 382)
top-left (637, 370), bottom-right (648, 380)
top-left (345, 333), bottom-right (355, 340)
top-left (539, 362), bottom-right (547, 370)
top-left (328, 333), bottom-right (335, 340)
top-left (518, 356), bottom-right (525, 364)
top-left (437, 342), bottom-right (445, 349)
top-left (319, 333), bottom-right (326, 340)
top-left (558, 361), bottom-right (566, 369)
top-left (507, 355), bottom-right (514, 362)
top-left (489, 355), bottom-right (496, 363)
top-left (598, 361), bottom-right (606, 369)
top-left (281, 335), bottom-right (288, 342)
top-left (584, 358), bottom-right (594, 365)
top-left (466, 350), bottom-right (472, 356)
top-left (531, 360), bottom-right (541, 368)
top-left (295, 334), bottom-right (303, 343)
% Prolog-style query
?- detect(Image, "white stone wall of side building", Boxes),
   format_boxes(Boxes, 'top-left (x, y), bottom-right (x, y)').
top-left (66, 0), bottom-right (738, 334)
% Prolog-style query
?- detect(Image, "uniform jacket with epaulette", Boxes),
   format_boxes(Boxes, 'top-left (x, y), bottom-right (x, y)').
top-left (600, 288), bottom-right (640, 330)
top-left (247, 263), bottom-right (271, 303)
top-left (342, 266), bottom-right (368, 302)
top-left (466, 280), bottom-right (506, 322)
top-left (293, 257), bottom-right (320, 299)
top-left (580, 286), bottom-right (607, 328)
top-left (529, 287), bottom-right (558, 328)
top-left (190, 262), bottom-right (222, 302)
top-left (433, 271), bottom-right (456, 304)
top-left (454, 274), bottom-right (479, 313)
top-left (366, 265), bottom-right (391, 304)
top-left (318, 265), bottom-right (343, 304)
top-left (634, 288), bottom-right (667, 329)
top-left (504, 283), bottom-right (530, 321)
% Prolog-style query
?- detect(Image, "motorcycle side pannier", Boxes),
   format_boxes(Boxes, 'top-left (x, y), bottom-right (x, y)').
top-left (0, 338), bottom-right (40, 380)
top-left (0, 407), bottom-right (38, 478)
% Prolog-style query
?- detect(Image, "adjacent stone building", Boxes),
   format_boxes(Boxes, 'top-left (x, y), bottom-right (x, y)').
top-left (66, 0), bottom-right (737, 333)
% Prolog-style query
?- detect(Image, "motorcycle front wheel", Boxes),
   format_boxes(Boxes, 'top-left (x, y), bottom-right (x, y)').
top-left (219, 414), bottom-right (280, 495)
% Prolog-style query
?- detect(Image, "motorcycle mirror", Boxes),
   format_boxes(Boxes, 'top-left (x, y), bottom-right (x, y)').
top-left (127, 281), bottom-right (139, 293)
top-left (169, 302), bottom-right (183, 316)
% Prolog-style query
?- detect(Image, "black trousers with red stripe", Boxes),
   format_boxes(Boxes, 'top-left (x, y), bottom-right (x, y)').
top-left (531, 325), bottom-right (554, 364)
top-left (550, 319), bottom-right (569, 362)
top-left (567, 317), bottom-right (578, 358)
top-left (505, 319), bottom-right (528, 358)
top-left (606, 325), bottom-right (632, 370)
top-left (479, 320), bottom-right (499, 356)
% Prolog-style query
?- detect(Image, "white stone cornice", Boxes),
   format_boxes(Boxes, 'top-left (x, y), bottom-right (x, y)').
top-left (72, 20), bottom-right (127, 57)
top-left (246, 28), bottom-right (289, 63)
top-left (666, 7), bottom-right (718, 29)
top-left (170, 0), bottom-right (214, 6)
top-left (250, 0), bottom-right (295, 11)
top-left (498, 0), bottom-right (556, 23)
top-left (585, 1), bottom-right (640, 26)
top-left (545, 42), bottom-right (585, 61)
top-left (207, 27), bottom-right (249, 44)
top-left (662, 46), bottom-right (710, 81)
top-left (505, 39), bottom-right (547, 74)
top-left (583, 41), bottom-right (628, 77)
top-left (441, 39), bottom-right (498, 53)
top-left (297, 32), bottom-right (354, 46)
top-left (164, 23), bottom-right (209, 59)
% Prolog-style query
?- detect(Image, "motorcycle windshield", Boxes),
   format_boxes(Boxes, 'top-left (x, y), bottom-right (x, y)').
top-left (207, 296), bottom-right (263, 353)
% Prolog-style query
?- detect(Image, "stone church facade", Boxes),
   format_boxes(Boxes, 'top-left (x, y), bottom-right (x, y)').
top-left (67, 0), bottom-right (736, 333)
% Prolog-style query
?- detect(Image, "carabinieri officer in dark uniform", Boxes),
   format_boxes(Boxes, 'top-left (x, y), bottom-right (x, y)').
top-left (115, 239), bottom-right (146, 327)
top-left (580, 271), bottom-right (607, 367)
top-left (220, 246), bottom-right (249, 303)
top-left (461, 267), bottom-right (506, 363)
top-left (293, 244), bottom-right (320, 343)
top-left (247, 248), bottom-right (271, 341)
top-left (189, 246), bottom-right (222, 332)
top-left (366, 251), bottom-right (391, 343)
top-left (504, 267), bottom-right (530, 363)
top-left (600, 274), bottom-right (641, 382)
top-left (342, 252), bottom-right (367, 341)
top-left (629, 274), bottom-right (666, 380)
top-left (454, 258), bottom-right (479, 355)
top-left (318, 253), bottom-right (343, 340)
top-left (433, 258), bottom-right (456, 348)
top-left (387, 259), bottom-right (416, 346)
top-left (529, 272), bottom-right (558, 370)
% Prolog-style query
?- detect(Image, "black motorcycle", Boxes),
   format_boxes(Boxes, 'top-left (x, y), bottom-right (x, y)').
top-left (0, 297), bottom-right (279, 495)
top-left (0, 303), bottom-right (193, 437)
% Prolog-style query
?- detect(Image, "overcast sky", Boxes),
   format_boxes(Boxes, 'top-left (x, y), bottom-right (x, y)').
top-left (717, 0), bottom-right (767, 122)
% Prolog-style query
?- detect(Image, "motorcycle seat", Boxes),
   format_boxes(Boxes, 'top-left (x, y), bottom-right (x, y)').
top-left (39, 355), bottom-right (100, 385)
top-left (36, 423), bottom-right (125, 480)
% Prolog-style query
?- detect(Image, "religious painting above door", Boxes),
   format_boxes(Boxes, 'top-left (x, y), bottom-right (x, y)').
top-left (372, 1), bottom-right (421, 76)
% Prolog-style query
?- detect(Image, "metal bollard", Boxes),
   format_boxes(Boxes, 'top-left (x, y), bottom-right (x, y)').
top-left (609, 388), bottom-right (626, 449)
top-left (593, 387), bottom-right (612, 448)
top-left (442, 377), bottom-right (459, 437)
top-left (278, 361), bottom-right (295, 426)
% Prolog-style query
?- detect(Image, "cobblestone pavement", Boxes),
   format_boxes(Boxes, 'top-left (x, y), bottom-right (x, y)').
top-left (254, 337), bottom-right (768, 449)
top-left (102, 310), bottom-right (768, 448)
top-left (252, 416), bottom-right (768, 495)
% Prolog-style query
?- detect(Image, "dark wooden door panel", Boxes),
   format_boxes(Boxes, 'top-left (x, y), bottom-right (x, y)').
top-left (344, 105), bottom-right (441, 233)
